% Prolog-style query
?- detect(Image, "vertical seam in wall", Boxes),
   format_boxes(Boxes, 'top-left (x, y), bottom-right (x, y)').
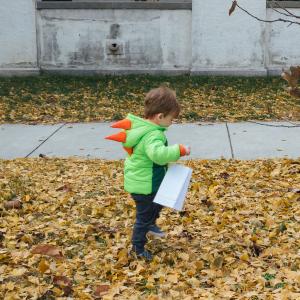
top-left (189, 9), bottom-right (192, 70)
top-left (264, 7), bottom-right (270, 73)
top-left (225, 122), bottom-right (234, 159)
top-left (34, 0), bottom-right (41, 70)
top-left (25, 123), bottom-right (66, 158)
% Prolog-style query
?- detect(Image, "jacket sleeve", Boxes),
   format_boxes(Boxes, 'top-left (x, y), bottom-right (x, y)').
top-left (143, 131), bottom-right (180, 165)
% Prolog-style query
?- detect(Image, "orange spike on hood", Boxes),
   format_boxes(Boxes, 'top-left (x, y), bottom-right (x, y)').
top-left (105, 131), bottom-right (127, 143)
top-left (123, 147), bottom-right (133, 156)
top-left (111, 119), bottom-right (132, 130)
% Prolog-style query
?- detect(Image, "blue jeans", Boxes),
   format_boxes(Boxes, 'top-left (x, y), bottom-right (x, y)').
top-left (131, 193), bottom-right (163, 253)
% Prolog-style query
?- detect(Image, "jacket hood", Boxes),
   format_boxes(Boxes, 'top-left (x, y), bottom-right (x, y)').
top-left (123, 114), bottom-right (166, 148)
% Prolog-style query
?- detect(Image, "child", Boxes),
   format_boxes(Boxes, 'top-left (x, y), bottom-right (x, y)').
top-left (106, 86), bottom-right (190, 261)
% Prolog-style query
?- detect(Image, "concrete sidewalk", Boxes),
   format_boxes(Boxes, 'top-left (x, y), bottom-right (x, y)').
top-left (0, 121), bottom-right (299, 160)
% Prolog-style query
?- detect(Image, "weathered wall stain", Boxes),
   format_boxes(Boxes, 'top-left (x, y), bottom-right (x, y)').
top-left (42, 23), bottom-right (61, 63)
top-left (68, 32), bottom-right (104, 66)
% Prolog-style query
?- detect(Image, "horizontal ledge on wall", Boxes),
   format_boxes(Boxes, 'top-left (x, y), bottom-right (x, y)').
top-left (267, 1), bottom-right (300, 9)
top-left (36, 1), bottom-right (192, 10)
top-left (191, 68), bottom-right (267, 77)
top-left (0, 68), bottom-right (40, 77)
top-left (40, 68), bottom-right (191, 76)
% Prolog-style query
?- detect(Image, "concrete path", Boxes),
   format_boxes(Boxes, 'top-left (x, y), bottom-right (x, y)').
top-left (0, 121), bottom-right (299, 160)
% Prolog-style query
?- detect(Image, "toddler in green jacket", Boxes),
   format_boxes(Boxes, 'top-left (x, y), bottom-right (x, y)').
top-left (106, 86), bottom-right (190, 261)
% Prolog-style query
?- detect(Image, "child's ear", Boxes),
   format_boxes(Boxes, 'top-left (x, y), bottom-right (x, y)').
top-left (157, 113), bottom-right (164, 120)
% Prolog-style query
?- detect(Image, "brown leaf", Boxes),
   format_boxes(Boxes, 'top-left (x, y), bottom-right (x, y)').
top-left (92, 223), bottom-right (117, 234)
top-left (212, 256), bottom-right (224, 269)
top-left (53, 275), bottom-right (73, 296)
top-left (229, 1), bottom-right (237, 16)
top-left (56, 184), bottom-right (72, 192)
top-left (4, 199), bottom-right (22, 210)
top-left (281, 66), bottom-right (300, 89)
top-left (250, 242), bottom-right (262, 257)
top-left (0, 231), bottom-right (5, 242)
top-left (282, 72), bottom-right (298, 88)
top-left (94, 284), bottom-right (110, 298)
top-left (31, 244), bottom-right (63, 258)
top-left (219, 172), bottom-right (230, 179)
top-left (288, 87), bottom-right (300, 98)
top-left (53, 275), bottom-right (72, 287)
top-left (288, 188), bottom-right (300, 193)
top-left (290, 65), bottom-right (300, 78)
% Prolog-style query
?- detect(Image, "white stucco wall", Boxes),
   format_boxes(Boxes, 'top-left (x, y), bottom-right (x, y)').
top-left (266, 8), bottom-right (300, 73)
top-left (0, 1), bottom-right (299, 75)
top-left (192, 0), bottom-right (267, 75)
top-left (0, 0), bottom-right (37, 70)
top-left (37, 9), bottom-right (192, 72)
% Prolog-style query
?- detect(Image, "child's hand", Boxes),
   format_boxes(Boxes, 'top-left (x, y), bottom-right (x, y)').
top-left (179, 144), bottom-right (191, 156)
top-left (185, 145), bottom-right (191, 156)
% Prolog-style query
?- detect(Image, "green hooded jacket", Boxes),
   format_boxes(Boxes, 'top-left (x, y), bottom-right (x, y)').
top-left (123, 114), bottom-right (181, 195)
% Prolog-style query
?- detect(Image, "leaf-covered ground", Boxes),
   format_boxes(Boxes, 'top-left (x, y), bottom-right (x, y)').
top-left (0, 75), bottom-right (299, 124)
top-left (0, 158), bottom-right (299, 299)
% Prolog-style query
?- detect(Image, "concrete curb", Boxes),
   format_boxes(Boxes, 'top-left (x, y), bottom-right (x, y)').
top-left (0, 68), bottom-right (40, 77)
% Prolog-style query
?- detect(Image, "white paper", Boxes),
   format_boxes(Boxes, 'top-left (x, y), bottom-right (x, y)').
top-left (154, 164), bottom-right (192, 211)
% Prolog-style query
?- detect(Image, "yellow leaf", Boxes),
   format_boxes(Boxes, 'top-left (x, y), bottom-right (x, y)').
top-left (135, 263), bottom-right (145, 274)
top-left (269, 230), bottom-right (277, 238)
top-left (178, 252), bottom-right (189, 261)
top-left (145, 282), bottom-right (155, 289)
top-left (195, 260), bottom-right (204, 270)
top-left (250, 235), bottom-right (258, 242)
top-left (38, 258), bottom-right (50, 273)
top-left (6, 282), bottom-right (15, 291)
top-left (53, 287), bottom-right (64, 296)
top-left (159, 276), bottom-right (165, 284)
top-left (24, 194), bottom-right (31, 202)
top-left (11, 267), bottom-right (27, 276)
top-left (240, 252), bottom-right (250, 262)
top-left (167, 274), bottom-right (178, 283)
top-left (187, 269), bottom-right (196, 276)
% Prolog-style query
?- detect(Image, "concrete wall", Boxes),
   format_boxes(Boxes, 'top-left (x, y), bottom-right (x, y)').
top-left (192, 0), bottom-right (267, 76)
top-left (267, 8), bottom-right (300, 73)
top-left (37, 9), bottom-right (192, 73)
top-left (0, 0), bottom-right (38, 74)
top-left (0, 0), bottom-right (299, 76)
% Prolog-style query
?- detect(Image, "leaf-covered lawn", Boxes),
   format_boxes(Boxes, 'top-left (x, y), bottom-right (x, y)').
top-left (0, 75), bottom-right (299, 124)
top-left (0, 158), bottom-right (299, 299)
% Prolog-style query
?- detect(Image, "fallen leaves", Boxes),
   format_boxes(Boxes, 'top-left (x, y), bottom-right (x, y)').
top-left (240, 252), bottom-right (250, 262)
top-left (0, 75), bottom-right (299, 124)
top-left (0, 158), bottom-right (299, 298)
top-left (53, 275), bottom-right (73, 296)
top-left (282, 66), bottom-right (300, 98)
top-left (3, 198), bottom-right (22, 210)
top-left (31, 244), bottom-right (63, 259)
top-left (94, 284), bottom-right (110, 298)
top-left (38, 258), bottom-right (50, 274)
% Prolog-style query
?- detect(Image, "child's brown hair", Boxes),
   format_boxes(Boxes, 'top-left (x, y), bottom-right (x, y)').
top-left (144, 86), bottom-right (180, 119)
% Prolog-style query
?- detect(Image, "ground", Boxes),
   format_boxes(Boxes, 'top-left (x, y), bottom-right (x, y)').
top-left (1, 75), bottom-right (299, 299)
top-left (0, 75), bottom-right (299, 124)
top-left (0, 158), bottom-right (299, 299)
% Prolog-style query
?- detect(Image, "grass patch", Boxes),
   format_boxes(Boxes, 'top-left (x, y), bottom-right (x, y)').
top-left (0, 74), bottom-right (299, 124)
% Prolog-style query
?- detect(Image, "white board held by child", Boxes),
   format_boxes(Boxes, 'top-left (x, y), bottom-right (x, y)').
top-left (154, 164), bottom-right (192, 211)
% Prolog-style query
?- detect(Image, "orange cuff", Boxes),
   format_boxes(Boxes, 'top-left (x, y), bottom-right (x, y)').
top-left (179, 144), bottom-right (187, 156)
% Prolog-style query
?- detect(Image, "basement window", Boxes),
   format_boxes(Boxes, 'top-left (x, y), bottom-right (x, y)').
top-left (37, 0), bottom-right (193, 10)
